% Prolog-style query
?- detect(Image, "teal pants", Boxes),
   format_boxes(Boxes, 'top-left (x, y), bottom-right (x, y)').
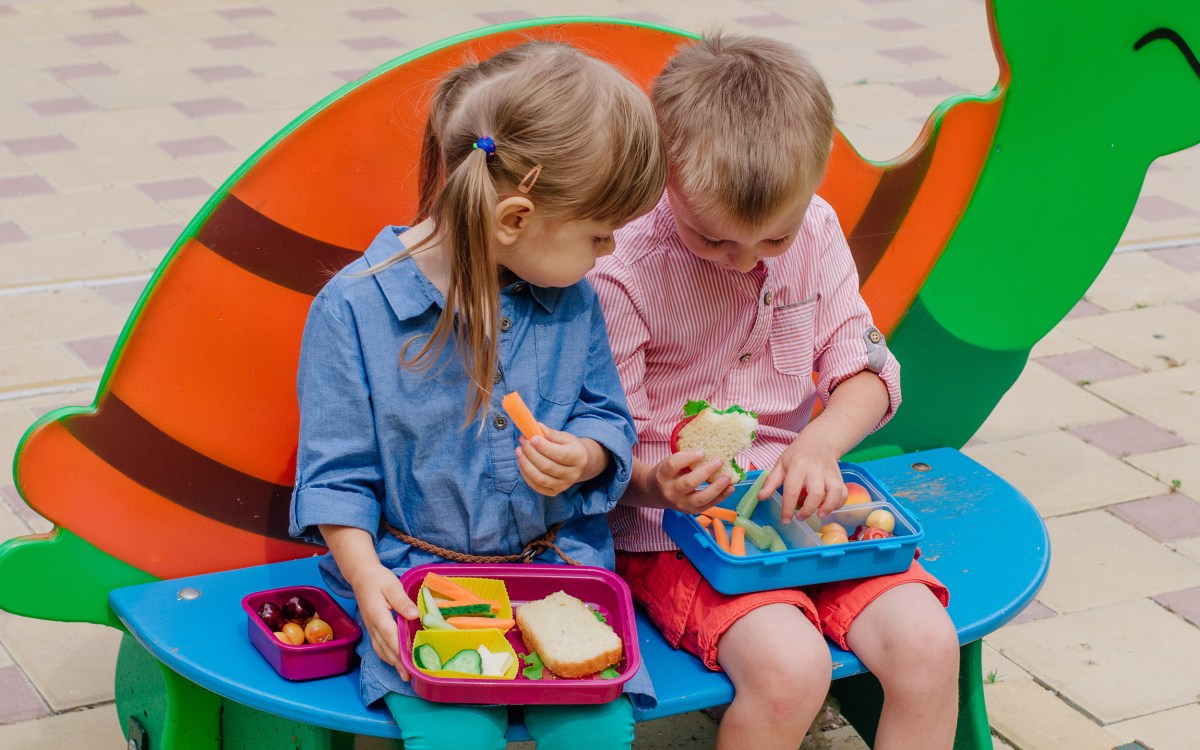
top-left (383, 693), bottom-right (634, 750)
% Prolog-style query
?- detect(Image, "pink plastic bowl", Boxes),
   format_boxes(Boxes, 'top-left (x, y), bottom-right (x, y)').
top-left (398, 563), bottom-right (640, 704)
top-left (242, 585), bottom-right (362, 681)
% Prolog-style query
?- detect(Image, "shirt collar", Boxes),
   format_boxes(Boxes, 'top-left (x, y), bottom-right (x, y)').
top-left (364, 226), bottom-right (561, 319)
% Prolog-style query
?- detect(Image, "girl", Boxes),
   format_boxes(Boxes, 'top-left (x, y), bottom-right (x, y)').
top-left (289, 42), bottom-right (667, 750)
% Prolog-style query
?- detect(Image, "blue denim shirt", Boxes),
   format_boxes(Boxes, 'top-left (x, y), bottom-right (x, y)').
top-left (290, 227), bottom-right (649, 707)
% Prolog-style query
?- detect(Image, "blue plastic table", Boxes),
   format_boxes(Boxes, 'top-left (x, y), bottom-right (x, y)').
top-left (109, 447), bottom-right (1049, 742)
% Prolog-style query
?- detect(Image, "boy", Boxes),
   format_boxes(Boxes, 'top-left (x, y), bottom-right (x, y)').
top-left (589, 33), bottom-right (959, 750)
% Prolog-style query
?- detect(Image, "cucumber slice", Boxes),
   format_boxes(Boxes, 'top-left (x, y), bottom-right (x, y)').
top-left (413, 644), bottom-right (443, 671)
top-left (442, 648), bottom-right (483, 674)
top-left (735, 471), bottom-right (769, 518)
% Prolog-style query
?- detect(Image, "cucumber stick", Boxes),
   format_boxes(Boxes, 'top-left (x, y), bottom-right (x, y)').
top-left (734, 470), bottom-right (769, 519)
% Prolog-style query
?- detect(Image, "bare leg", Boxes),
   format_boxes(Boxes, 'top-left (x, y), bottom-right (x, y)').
top-left (715, 603), bottom-right (831, 750)
top-left (844, 584), bottom-right (959, 750)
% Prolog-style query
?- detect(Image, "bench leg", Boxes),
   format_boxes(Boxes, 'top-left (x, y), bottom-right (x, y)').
top-left (116, 633), bottom-right (221, 749)
top-left (827, 640), bottom-right (991, 750)
top-left (222, 701), bottom-right (370, 749)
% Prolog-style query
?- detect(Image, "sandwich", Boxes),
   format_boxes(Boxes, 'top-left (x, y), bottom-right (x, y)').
top-left (670, 400), bottom-right (758, 483)
top-left (515, 591), bottom-right (622, 678)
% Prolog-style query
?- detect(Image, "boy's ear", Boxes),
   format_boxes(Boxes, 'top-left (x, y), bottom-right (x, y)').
top-left (494, 196), bottom-right (535, 246)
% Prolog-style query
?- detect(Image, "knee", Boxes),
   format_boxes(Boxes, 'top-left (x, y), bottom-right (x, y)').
top-left (739, 637), bottom-right (832, 721)
top-left (875, 610), bottom-right (959, 694)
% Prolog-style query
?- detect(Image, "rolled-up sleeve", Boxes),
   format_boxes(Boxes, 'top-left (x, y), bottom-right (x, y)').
top-left (290, 294), bottom-right (385, 545)
top-left (811, 216), bottom-right (902, 430)
top-left (563, 299), bottom-right (638, 515)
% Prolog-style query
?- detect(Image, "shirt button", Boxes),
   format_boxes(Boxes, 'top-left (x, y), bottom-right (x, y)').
top-left (493, 369), bottom-right (503, 385)
top-left (493, 415), bottom-right (509, 430)
top-left (513, 283), bottom-right (525, 293)
top-left (739, 353), bottom-right (752, 363)
top-left (763, 291), bottom-right (773, 305)
top-left (499, 317), bottom-right (512, 332)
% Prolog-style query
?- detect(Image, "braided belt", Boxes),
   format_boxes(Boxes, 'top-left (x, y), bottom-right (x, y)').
top-left (384, 521), bottom-right (581, 566)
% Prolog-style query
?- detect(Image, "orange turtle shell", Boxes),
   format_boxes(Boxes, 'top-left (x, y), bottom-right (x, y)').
top-left (14, 20), bottom-right (1000, 580)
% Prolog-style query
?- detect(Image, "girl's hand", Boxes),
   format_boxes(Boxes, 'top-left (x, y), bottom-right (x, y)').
top-left (515, 428), bottom-right (604, 495)
top-left (759, 436), bottom-right (846, 523)
top-left (652, 450), bottom-right (734, 513)
top-left (346, 562), bottom-right (419, 680)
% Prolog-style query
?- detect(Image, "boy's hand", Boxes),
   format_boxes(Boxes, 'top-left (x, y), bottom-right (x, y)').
top-left (516, 428), bottom-right (604, 495)
top-left (653, 450), bottom-right (734, 513)
top-left (346, 562), bottom-right (418, 680)
top-left (760, 437), bottom-right (847, 524)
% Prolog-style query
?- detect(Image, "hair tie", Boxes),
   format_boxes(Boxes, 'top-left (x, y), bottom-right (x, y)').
top-left (472, 136), bottom-right (496, 156)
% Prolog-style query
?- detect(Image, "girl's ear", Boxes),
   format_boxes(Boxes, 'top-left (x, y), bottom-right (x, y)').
top-left (494, 196), bottom-right (535, 247)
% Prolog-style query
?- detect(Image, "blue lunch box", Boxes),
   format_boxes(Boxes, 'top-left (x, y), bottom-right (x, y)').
top-left (660, 462), bottom-right (924, 595)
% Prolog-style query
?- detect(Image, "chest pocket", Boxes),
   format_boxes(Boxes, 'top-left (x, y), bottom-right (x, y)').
top-left (533, 322), bottom-right (589, 405)
top-left (769, 296), bottom-right (818, 376)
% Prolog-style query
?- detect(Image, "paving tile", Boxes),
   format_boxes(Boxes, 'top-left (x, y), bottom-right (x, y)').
top-left (964, 431), bottom-right (1168, 517)
top-left (51, 106), bottom-right (211, 150)
top-left (216, 6), bottom-right (274, 20)
top-left (24, 143), bottom-right (192, 191)
top-left (1069, 416), bottom-right (1186, 459)
top-left (1108, 493), bottom-right (1200, 542)
top-left (1077, 252), bottom-right (1200, 311)
top-left (1035, 347), bottom-right (1141, 384)
top-left (1153, 586), bottom-right (1200, 629)
top-left (1037, 511), bottom-right (1200, 613)
top-left (67, 30), bottom-right (131, 47)
top-left (0, 220), bottom-right (29, 244)
top-left (1148, 242), bottom-right (1200, 272)
top-left (0, 612), bottom-right (122, 711)
top-left (113, 222), bottom-right (184, 252)
top-left (172, 96), bottom-right (249, 117)
top-left (865, 17), bottom-right (925, 31)
top-left (2, 135), bottom-right (77, 158)
top-left (44, 61), bottom-right (116, 80)
top-left (1186, 299), bottom-right (1200, 314)
top-left (0, 175), bottom-right (55, 200)
top-left (63, 334), bottom-right (118, 370)
top-left (981, 676), bottom-right (1123, 750)
top-left (1058, 304), bottom-right (1200, 372)
top-left (3, 185), bottom-right (174, 236)
top-left (341, 35), bottom-right (404, 52)
top-left (737, 13), bottom-right (799, 29)
top-left (88, 4), bottom-right (146, 20)
top-left (214, 70), bottom-right (345, 111)
top-left (1065, 298), bottom-right (1106, 318)
top-left (1133, 195), bottom-right (1195, 222)
top-left (476, 10), bottom-right (535, 24)
top-left (206, 31), bottom-right (270, 50)
top-left (135, 176), bottom-right (212, 201)
top-left (0, 703), bottom-right (125, 749)
top-left (1173, 536), bottom-right (1200, 566)
top-left (0, 288), bottom-right (126, 349)
top-left (0, 498), bottom-right (29, 542)
top-left (0, 343), bottom-right (91, 391)
top-left (347, 7), bottom-right (407, 22)
top-left (1109, 704), bottom-right (1200, 750)
top-left (94, 279), bottom-right (148, 313)
top-left (1003, 599), bottom-right (1056, 628)
top-left (69, 68), bottom-right (219, 110)
top-left (893, 77), bottom-right (964, 97)
top-left (970, 360), bottom-right (1126, 443)
top-left (156, 135), bottom-right (235, 158)
top-left (190, 64), bottom-right (256, 84)
top-left (0, 665), bottom-right (50, 724)
top-left (987, 598), bottom-right (1200, 724)
top-left (0, 234), bottom-right (152, 288)
top-left (1090, 366), bottom-right (1200, 443)
top-left (1127, 444), bottom-right (1200, 501)
top-left (878, 45), bottom-right (945, 64)
top-left (25, 96), bottom-right (97, 117)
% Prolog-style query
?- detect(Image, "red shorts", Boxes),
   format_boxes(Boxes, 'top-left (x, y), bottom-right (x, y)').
top-left (616, 550), bottom-right (949, 671)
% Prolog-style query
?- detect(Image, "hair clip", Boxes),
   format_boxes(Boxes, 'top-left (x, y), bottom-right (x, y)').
top-left (518, 164), bottom-right (542, 193)
top-left (472, 136), bottom-right (496, 156)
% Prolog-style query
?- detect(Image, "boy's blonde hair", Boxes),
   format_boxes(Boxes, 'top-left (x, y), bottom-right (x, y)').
top-left (393, 42), bottom-right (666, 426)
top-left (653, 32), bottom-right (834, 226)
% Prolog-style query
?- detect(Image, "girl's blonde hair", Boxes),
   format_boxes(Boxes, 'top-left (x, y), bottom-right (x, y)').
top-left (653, 32), bottom-right (834, 227)
top-left (389, 42), bottom-right (666, 426)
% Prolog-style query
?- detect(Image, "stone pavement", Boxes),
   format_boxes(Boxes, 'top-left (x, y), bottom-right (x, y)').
top-left (1, 1), bottom-right (1198, 748)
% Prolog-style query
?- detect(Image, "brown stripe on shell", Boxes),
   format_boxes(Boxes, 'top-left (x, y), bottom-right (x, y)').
top-left (845, 137), bottom-right (937, 282)
top-left (197, 194), bottom-right (363, 296)
top-left (62, 393), bottom-right (296, 541)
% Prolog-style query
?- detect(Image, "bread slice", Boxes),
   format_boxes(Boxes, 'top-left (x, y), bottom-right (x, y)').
top-left (675, 405), bottom-right (758, 483)
top-left (515, 591), bottom-right (622, 678)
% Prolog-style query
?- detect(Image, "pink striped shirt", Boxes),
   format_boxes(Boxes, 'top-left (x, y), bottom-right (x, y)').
top-left (588, 193), bottom-right (902, 552)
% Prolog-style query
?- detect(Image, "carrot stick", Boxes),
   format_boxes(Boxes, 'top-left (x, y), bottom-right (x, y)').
top-left (701, 506), bottom-right (737, 523)
top-left (501, 391), bottom-right (546, 439)
top-left (422, 573), bottom-right (484, 603)
top-left (730, 525), bottom-right (747, 556)
top-left (711, 517), bottom-right (731, 552)
top-left (696, 514), bottom-right (712, 528)
top-left (446, 616), bottom-right (515, 630)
